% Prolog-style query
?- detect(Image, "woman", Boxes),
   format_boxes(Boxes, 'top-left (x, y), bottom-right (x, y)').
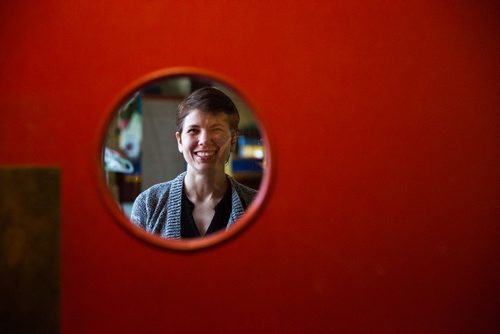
top-left (131, 87), bottom-right (257, 238)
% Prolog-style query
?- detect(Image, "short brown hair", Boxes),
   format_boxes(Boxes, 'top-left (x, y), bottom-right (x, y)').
top-left (176, 87), bottom-right (240, 133)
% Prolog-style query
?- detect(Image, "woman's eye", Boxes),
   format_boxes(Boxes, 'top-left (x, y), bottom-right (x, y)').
top-left (187, 129), bottom-right (199, 134)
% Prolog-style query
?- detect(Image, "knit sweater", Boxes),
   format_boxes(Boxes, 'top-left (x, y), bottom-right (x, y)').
top-left (130, 172), bottom-right (257, 238)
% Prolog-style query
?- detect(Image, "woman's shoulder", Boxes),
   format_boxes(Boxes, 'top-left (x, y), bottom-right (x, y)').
top-left (136, 173), bottom-right (184, 203)
top-left (138, 172), bottom-right (186, 200)
top-left (131, 174), bottom-right (186, 228)
top-left (235, 181), bottom-right (257, 196)
top-left (141, 181), bottom-right (171, 198)
top-left (229, 176), bottom-right (258, 201)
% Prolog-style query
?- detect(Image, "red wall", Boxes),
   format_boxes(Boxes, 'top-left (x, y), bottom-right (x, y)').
top-left (1, 1), bottom-right (499, 332)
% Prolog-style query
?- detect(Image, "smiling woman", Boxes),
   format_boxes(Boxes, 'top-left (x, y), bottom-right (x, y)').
top-left (131, 87), bottom-right (257, 238)
top-left (101, 71), bottom-right (268, 248)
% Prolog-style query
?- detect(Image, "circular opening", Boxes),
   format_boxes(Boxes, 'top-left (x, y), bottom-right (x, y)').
top-left (97, 68), bottom-right (272, 251)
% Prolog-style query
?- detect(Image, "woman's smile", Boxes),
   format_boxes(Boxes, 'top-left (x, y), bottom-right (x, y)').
top-left (195, 150), bottom-right (216, 157)
top-left (194, 149), bottom-right (217, 160)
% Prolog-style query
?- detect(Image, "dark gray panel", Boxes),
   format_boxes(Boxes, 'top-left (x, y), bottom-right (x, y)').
top-left (0, 167), bottom-right (60, 334)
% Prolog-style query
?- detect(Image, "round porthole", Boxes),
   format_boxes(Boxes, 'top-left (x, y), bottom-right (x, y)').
top-left (97, 68), bottom-right (272, 251)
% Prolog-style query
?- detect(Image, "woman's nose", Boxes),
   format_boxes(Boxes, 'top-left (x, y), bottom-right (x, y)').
top-left (198, 130), bottom-right (210, 145)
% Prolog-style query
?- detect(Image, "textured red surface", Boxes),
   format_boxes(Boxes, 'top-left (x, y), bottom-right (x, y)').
top-left (1, 1), bottom-right (499, 333)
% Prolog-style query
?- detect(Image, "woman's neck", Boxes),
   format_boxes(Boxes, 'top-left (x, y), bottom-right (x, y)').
top-left (184, 169), bottom-right (228, 202)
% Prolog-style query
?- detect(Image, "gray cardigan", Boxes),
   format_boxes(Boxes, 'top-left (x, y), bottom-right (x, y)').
top-left (130, 172), bottom-right (257, 238)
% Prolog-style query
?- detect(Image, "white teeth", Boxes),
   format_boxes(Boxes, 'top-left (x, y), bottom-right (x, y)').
top-left (196, 151), bottom-right (214, 157)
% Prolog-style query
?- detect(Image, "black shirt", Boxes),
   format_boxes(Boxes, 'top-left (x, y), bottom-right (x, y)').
top-left (180, 185), bottom-right (233, 238)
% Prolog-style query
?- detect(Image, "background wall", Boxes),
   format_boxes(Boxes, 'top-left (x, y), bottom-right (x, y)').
top-left (141, 97), bottom-right (185, 190)
top-left (0, 1), bottom-right (499, 333)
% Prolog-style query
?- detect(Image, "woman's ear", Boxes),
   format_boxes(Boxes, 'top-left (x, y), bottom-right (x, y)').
top-left (175, 131), bottom-right (183, 153)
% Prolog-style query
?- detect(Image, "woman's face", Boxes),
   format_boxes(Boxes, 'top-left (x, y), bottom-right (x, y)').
top-left (176, 109), bottom-right (236, 175)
